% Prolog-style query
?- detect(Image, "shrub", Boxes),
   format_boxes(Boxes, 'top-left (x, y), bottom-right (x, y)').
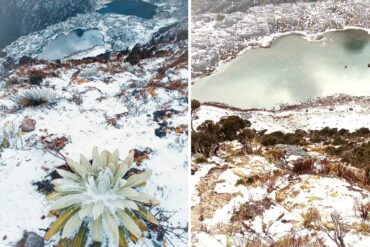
top-left (0, 122), bottom-right (23, 149)
top-left (196, 120), bottom-right (220, 135)
top-left (19, 55), bottom-right (34, 66)
top-left (45, 148), bottom-right (159, 246)
top-left (193, 155), bottom-right (207, 164)
top-left (237, 128), bottom-right (257, 154)
top-left (260, 131), bottom-right (305, 146)
top-left (191, 131), bottom-right (219, 157)
top-left (275, 234), bottom-right (324, 247)
top-left (355, 127), bottom-right (370, 136)
top-left (342, 142), bottom-right (370, 167)
top-left (331, 137), bottom-right (348, 145)
top-left (265, 147), bottom-right (286, 162)
top-left (191, 99), bottom-right (201, 112)
top-left (292, 158), bottom-right (315, 174)
top-left (235, 179), bottom-right (245, 186)
top-left (231, 200), bottom-right (271, 222)
top-left (219, 116), bottom-right (250, 141)
top-left (354, 201), bottom-right (370, 221)
top-left (29, 72), bottom-right (44, 85)
top-left (302, 208), bottom-right (321, 228)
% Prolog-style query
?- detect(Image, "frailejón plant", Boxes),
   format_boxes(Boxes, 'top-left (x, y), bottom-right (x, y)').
top-left (13, 87), bottom-right (59, 108)
top-left (45, 147), bottom-right (159, 246)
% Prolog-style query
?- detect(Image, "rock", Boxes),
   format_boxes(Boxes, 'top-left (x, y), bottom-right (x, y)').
top-left (2, 56), bottom-right (15, 70)
top-left (19, 56), bottom-right (34, 66)
top-left (24, 232), bottom-right (44, 247)
top-left (16, 232), bottom-right (44, 247)
top-left (21, 117), bottom-right (36, 132)
top-left (0, 51), bottom-right (7, 58)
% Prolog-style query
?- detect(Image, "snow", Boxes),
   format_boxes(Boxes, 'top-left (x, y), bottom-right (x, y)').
top-left (192, 99), bottom-right (370, 246)
top-left (1, 13), bottom-right (176, 64)
top-left (0, 149), bottom-right (60, 242)
top-left (193, 232), bottom-right (226, 247)
top-left (192, 0), bottom-right (370, 79)
top-left (0, 41), bottom-right (188, 246)
top-left (191, 0), bottom-right (370, 245)
top-left (194, 96), bottom-right (370, 133)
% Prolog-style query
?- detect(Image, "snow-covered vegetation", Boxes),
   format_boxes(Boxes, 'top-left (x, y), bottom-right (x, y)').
top-left (191, 97), bottom-right (370, 247)
top-left (0, 15), bottom-right (188, 247)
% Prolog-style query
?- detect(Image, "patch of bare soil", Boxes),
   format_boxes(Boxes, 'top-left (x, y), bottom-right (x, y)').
top-left (192, 166), bottom-right (236, 233)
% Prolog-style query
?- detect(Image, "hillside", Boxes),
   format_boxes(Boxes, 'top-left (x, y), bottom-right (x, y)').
top-left (191, 95), bottom-right (370, 246)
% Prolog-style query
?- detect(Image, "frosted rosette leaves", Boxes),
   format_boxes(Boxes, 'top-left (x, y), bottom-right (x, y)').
top-left (44, 147), bottom-right (159, 246)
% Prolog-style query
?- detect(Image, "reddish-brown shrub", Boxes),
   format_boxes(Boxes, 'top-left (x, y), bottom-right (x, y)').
top-left (292, 158), bottom-right (315, 174)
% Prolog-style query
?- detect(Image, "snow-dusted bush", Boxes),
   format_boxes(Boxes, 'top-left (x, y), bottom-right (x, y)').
top-left (0, 122), bottom-right (23, 149)
top-left (12, 87), bottom-right (59, 108)
top-left (45, 147), bottom-right (159, 246)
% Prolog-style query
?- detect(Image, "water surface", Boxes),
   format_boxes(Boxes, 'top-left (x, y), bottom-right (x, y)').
top-left (97, 0), bottom-right (157, 19)
top-left (39, 29), bottom-right (105, 60)
top-left (193, 29), bottom-right (370, 109)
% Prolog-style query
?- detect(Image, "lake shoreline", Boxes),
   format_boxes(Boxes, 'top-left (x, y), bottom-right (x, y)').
top-left (192, 26), bottom-right (370, 83)
top-left (197, 94), bottom-right (370, 113)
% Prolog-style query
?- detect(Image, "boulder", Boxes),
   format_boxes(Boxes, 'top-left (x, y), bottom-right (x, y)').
top-left (16, 232), bottom-right (44, 247)
top-left (21, 117), bottom-right (36, 132)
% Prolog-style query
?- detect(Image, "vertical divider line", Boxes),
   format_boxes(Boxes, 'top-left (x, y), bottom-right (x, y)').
top-left (187, 0), bottom-right (192, 246)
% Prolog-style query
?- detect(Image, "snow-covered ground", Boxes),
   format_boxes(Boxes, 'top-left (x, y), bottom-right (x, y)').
top-left (194, 95), bottom-right (370, 133)
top-left (192, 96), bottom-right (370, 246)
top-left (0, 29), bottom-right (188, 246)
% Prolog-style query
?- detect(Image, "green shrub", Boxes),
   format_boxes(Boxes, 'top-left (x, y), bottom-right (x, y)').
top-left (219, 116), bottom-right (250, 141)
top-left (29, 73), bottom-right (43, 85)
top-left (235, 179), bottom-right (245, 186)
top-left (191, 99), bottom-right (201, 112)
top-left (261, 131), bottom-right (305, 146)
top-left (194, 156), bottom-right (208, 164)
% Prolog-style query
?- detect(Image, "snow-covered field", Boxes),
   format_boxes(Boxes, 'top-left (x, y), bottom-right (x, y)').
top-left (192, 96), bottom-right (370, 246)
top-left (194, 95), bottom-right (370, 133)
top-left (0, 27), bottom-right (188, 246)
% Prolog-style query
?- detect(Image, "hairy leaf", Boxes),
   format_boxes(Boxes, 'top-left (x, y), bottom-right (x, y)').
top-left (118, 228), bottom-right (128, 247)
top-left (62, 211), bottom-right (83, 238)
top-left (135, 206), bottom-right (158, 225)
top-left (103, 210), bottom-right (119, 244)
top-left (45, 207), bottom-right (78, 240)
top-left (124, 170), bottom-right (152, 188)
top-left (71, 224), bottom-right (88, 247)
top-left (52, 194), bottom-right (87, 210)
top-left (92, 216), bottom-right (103, 242)
top-left (117, 210), bottom-right (142, 238)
